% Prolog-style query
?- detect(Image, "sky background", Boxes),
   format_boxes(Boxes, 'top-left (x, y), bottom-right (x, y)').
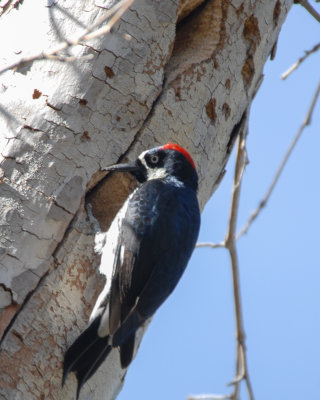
top-left (118, 4), bottom-right (320, 400)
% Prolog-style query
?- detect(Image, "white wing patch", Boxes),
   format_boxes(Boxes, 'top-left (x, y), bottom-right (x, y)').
top-left (120, 243), bottom-right (125, 266)
top-left (89, 188), bottom-right (139, 327)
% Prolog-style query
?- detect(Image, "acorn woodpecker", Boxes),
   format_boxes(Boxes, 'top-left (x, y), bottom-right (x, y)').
top-left (62, 143), bottom-right (201, 399)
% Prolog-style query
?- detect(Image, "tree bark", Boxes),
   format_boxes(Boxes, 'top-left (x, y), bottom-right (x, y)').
top-left (0, 0), bottom-right (292, 399)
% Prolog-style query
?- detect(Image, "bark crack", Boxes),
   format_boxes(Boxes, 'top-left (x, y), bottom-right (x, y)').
top-left (0, 283), bottom-right (13, 304)
top-left (0, 268), bottom-right (50, 346)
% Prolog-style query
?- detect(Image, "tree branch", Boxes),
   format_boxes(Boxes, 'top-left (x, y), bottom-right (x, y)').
top-left (224, 128), bottom-right (254, 400)
top-left (194, 77), bottom-right (320, 399)
top-left (195, 115), bottom-right (254, 400)
top-left (295, 0), bottom-right (320, 23)
top-left (196, 241), bottom-right (225, 249)
top-left (0, 0), bottom-right (133, 75)
top-left (281, 42), bottom-right (320, 80)
top-left (238, 78), bottom-right (320, 238)
top-left (188, 394), bottom-right (233, 400)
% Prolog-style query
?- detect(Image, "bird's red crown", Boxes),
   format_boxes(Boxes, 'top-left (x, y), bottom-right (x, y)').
top-left (161, 143), bottom-right (196, 171)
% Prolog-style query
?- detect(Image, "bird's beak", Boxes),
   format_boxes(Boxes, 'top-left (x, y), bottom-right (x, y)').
top-left (104, 160), bottom-right (140, 173)
top-left (103, 159), bottom-right (147, 183)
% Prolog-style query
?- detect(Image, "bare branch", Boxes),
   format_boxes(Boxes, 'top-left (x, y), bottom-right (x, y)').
top-left (0, 0), bottom-right (133, 75)
top-left (188, 394), bottom-right (232, 400)
top-left (238, 78), bottom-right (320, 239)
top-left (224, 127), bottom-right (254, 400)
top-left (295, 0), bottom-right (320, 23)
top-left (196, 241), bottom-right (225, 249)
top-left (282, 42), bottom-right (320, 80)
top-left (194, 114), bottom-right (254, 400)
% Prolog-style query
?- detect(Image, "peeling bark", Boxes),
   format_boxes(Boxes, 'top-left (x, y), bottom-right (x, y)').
top-left (0, 0), bottom-right (292, 399)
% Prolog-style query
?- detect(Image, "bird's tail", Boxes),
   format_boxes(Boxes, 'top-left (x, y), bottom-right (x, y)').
top-left (62, 317), bottom-right (111, 400)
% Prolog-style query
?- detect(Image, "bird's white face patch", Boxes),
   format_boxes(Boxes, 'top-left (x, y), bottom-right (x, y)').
top-left (138, 150), bottom-right (168, 181)
top-left (146, 167), bottom-right (167, 180)
top-left (138, 150), bottom-right (149, 172)
top-left (138, 150), bottom-right (148, 164)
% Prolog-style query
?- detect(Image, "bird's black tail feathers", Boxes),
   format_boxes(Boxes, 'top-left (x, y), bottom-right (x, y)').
top-left (120, 335), bottom-right (135, 368)
top-left (62, 317), bottom-right (111, 400)
top-left (112, 308), bottom-right (141, 348)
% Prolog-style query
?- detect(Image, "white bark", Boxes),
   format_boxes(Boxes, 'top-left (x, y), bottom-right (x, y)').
top-left (0, 0), bottom-right (292, 399)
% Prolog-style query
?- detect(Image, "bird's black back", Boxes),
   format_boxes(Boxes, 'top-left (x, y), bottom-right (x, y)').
top-left (109, 178), bottom-right (200, 345)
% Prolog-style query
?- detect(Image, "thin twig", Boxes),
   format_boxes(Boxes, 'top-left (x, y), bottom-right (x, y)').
top-left (282, 42), bottom-right (320, 80)
top-left (196, 241), bottom-right (225, 249)
top-left (295, 0), bottom-right (320, 23)
top-left (45, 53), bottom-right (95, 63)
top-left (195, 117), bottom-right (254, 400)
top-left (224, 128), bottom-right (254, 400)
top-left (238, 78), bottom-right (320, 239)
top-left (188, 395), bottom-right (232, 400)
top-left (0, 0), bottom-right (133, 75)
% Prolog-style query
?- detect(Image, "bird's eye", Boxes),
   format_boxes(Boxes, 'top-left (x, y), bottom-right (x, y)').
top-left (150, 154), bottom-right (159, 164)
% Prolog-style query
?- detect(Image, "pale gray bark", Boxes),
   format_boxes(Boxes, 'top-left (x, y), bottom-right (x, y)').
top-left (0, 0), bottom-right (292, 399)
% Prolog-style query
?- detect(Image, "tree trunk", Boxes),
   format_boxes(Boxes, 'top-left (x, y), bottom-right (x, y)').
top-left (0, 0), bottom-right (292, 399)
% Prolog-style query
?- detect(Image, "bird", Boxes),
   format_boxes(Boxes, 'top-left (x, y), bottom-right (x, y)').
top-left (62, 143), bottom-right (201, 399)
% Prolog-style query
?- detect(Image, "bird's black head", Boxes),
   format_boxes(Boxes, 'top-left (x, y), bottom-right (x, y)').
top-left (104, 143), bottom-right (198, 191)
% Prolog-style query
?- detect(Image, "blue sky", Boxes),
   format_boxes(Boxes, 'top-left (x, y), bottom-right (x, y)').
top-left (118, 5), bottom-right (320, 400)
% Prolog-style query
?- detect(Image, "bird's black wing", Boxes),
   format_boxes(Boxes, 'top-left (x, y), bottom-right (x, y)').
top-left (108, 179), bottom-right (200, 362)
